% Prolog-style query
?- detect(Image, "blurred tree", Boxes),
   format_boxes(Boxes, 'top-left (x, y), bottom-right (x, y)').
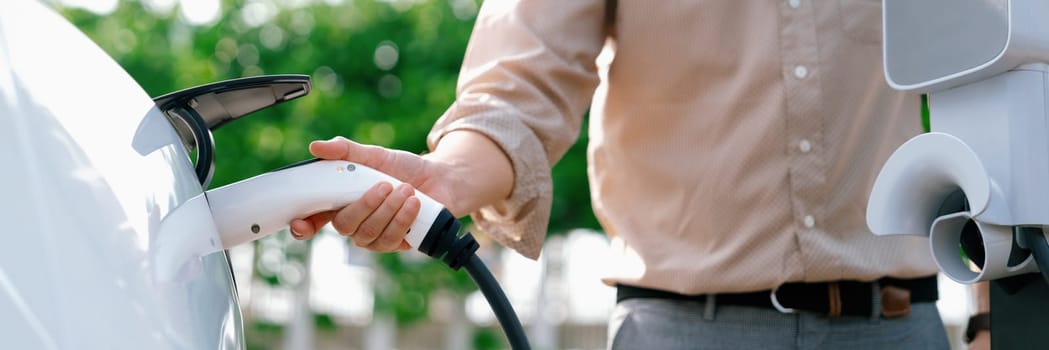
top-left (55, 0), bottom-right (601, 347)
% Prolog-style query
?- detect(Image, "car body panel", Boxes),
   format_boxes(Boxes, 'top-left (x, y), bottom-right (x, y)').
top-left (0, 1), bottom-right (243, 348)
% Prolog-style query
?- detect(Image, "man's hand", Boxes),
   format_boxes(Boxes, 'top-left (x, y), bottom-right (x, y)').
top-left (287, 131), bottom-right (513, 253)
top-left (968, 330), bottom-right (989, 350)
top-left (287, 136), bottom-right (449, 252)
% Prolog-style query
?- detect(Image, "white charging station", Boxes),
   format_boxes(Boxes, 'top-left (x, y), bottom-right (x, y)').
top-left (868, 1), bottom-right (1049, 348)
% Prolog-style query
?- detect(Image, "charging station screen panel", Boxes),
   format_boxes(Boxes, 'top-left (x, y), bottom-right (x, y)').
top-left (884, 0), bottom-right (1009, 87)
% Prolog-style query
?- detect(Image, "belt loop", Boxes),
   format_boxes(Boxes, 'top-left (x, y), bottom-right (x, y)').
top-left (870, 281), bottom-right (882, 321)
top-left (703, 294), bottom-right (717, 321)
top-left (827, 282), bottom-right (842, 317)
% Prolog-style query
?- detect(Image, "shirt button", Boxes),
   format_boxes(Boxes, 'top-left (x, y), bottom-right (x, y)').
top-left (803, 215), bottom-right (815, 228)
top-left (794, 65), bottom-right (808, 79)
top-left (788, 0), bottom-right (801, 8)
top-left (799, 139), bottom-right (812, 153)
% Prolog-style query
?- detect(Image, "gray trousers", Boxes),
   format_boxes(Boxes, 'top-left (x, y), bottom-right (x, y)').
top-left (608, 298), bottom-right (950, 350)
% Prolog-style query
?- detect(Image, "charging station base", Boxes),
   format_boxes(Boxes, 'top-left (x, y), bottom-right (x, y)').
top-left (990, 273), bottom-right (1049, 349)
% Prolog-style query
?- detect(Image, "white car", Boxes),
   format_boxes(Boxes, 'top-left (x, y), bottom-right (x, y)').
top-left (0, 1), bottom-right (310, 348)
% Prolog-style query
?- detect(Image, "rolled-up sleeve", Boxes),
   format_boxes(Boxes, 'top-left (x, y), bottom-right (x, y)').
top-left (426, 0), bottom-right (609, 259)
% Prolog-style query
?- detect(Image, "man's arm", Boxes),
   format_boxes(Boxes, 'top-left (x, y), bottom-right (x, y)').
top-left (967, 281), bottom-right (990, 350)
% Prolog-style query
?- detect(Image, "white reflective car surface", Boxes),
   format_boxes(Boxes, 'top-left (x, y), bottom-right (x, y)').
top-left (0, 1), bottom-right (242, 349)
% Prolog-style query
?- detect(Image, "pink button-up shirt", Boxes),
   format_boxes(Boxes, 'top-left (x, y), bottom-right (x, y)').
top-left (428, 0), bottom-right (938, 294)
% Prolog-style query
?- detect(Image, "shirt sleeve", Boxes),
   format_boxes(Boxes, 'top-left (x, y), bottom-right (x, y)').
top-left (426, 0), bottom-right (610, 259)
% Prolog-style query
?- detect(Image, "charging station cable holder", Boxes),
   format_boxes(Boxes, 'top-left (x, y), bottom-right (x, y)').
top-left (868, 0), bottom-right (1049, 284)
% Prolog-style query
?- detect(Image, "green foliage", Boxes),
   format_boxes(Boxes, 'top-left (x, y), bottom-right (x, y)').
top-left (313, 312), bottom-right (338, 331)
top-left (246, 319), bottom-right (284, 350)
top-left (57, 0), bottom-right (474, 184)
top-left (373, 253), bottom-right (476, 325)
top-left (549, 118), bottom-right (601, 233)
top-left (472, 328), bottom-right (503, 350)
top-left (921, 93), bottom-right (931, 133)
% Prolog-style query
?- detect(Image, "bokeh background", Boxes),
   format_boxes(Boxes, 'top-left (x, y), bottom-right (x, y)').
top-left (48, 0), bottom-right (611, 349)
top-left (46, 1), bottom-right (978, 349)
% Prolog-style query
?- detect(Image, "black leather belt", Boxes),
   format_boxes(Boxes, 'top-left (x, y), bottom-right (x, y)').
top-left (617, 275), bottom-right (938, 318)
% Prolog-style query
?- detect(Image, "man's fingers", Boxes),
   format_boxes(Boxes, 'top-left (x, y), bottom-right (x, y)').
top-left (308, 137), bottom-right (352, 160)
top-left (305, 211), bottom-right (337, 231)
top-left (332, 182), bottom-right (393, 236)
top-left (308, 137), bottom-right (430, 193)
top-left (354, 183), bottom-right (412, 248)
top-left (368, 195), bottom-right (420, 252)
top-left (289, 211), bottom-right (336, 240)
top-left (289, 219), bottom-right (312, 240)
top-left (309, 136), bottom-right (385, 167)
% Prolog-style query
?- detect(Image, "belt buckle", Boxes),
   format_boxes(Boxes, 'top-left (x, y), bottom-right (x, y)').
top-left (769, 286), bottom-right (797, 314)
top-left (771, 282), bottom-right (844, 317)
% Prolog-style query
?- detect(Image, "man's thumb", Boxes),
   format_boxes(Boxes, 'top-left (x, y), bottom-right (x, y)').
top-left (309, 136), bottom-right (385, 168)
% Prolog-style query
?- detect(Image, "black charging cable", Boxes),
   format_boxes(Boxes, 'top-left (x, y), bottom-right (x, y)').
top-left (270, 158), bottom-right (531, 349)
top-left (418, 209), bottom-right (531, 350)
top-left (1020, 228), bottom-right (1049, 287)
